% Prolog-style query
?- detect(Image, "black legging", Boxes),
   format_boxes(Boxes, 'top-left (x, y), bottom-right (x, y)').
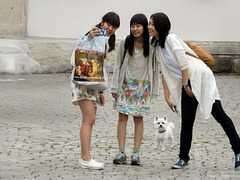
top-left (179, 87), bottom-right (240, 162)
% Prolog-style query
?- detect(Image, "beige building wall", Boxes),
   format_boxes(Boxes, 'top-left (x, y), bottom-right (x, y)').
top-left (1, 0), bottom-right (240, 41)
top-left (0, 0), bottom-right (239, 74)
top-left (27, 0), bottom-right (240, 41)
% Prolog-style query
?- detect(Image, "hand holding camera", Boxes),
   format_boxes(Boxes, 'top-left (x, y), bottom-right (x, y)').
top-left (88, 27), bottom-right (106, 39)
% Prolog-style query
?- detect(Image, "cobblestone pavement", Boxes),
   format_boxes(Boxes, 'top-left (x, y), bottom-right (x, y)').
top-left (0, 73), bottom-right (240, 180)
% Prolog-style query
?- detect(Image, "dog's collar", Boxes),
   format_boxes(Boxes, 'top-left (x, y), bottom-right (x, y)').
top-left (158, 130), bottom-right (166, 133)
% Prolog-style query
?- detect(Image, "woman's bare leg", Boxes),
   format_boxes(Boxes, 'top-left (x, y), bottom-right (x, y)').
top-left (133, 116), bottom-right (143, 149)
top-left (117, 113), bottom-right (129, 148)
top-left (78, 100), bottom-right (97, 161)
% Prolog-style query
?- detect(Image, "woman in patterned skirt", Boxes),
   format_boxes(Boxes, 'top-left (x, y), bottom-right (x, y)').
top-left (111, 14), bottom-right (159, 166)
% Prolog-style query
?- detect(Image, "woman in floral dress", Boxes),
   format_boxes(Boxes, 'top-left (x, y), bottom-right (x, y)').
top-left (71, 12), bottom-right (120, 170)
top-left (111, 14), bottom-right (159, 165)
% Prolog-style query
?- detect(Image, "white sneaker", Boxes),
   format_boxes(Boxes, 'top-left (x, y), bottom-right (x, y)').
top-left (79, 158), bottom-right (104, 170)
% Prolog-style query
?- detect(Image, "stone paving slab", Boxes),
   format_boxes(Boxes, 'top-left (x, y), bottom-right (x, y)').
top-left (0, 73), bottom-right (240, 179)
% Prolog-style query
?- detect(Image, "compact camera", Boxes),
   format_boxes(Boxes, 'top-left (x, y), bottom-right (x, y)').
top-left (95, 29), bottom-right (106, 37)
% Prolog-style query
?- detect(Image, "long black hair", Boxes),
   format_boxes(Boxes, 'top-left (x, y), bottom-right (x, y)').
top-left (150, 12), bottom-right (171, 48)
top-left (96, 12), bottom-right (120, 52)
top-left (128, 14), bottom-right (149, 57)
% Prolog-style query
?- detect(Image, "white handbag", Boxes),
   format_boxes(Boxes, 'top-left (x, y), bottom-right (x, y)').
top-left (72, 60), bottom-right (110, 91)
top-left (71, 35), bottom-right (110, 91)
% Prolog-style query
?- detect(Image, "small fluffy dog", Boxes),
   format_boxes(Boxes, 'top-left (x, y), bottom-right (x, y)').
top-left (154, 115), bottom-right (175, 151)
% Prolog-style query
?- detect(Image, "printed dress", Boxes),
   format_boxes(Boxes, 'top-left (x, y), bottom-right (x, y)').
top-left (71, 65), bottom-right (101, 106)
top-left (114, 48), bottom-right (151, 117)
top-left (71, 82), bottom-right (101, 106)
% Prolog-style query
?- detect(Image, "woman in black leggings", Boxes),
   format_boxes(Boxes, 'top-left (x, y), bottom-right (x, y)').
top-left (148, 12), bottom-right (240, 169)
top-left (180, 83), bottom-right (240, 166)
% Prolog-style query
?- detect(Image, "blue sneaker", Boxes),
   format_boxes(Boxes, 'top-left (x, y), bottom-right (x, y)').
top-left (113, 152), bottom-right (127, 165)
top-left (171, 160), bottom-right (188, 169)
top-left (235, 154), bottom-right (240, 170)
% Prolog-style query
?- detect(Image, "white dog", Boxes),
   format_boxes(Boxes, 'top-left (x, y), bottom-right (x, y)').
top-left (154, 115), bottom-right (175, 151)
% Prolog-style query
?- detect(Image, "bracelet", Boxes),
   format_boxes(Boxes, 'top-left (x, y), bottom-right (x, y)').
top-left (182, 84), bottom-right (189, 88)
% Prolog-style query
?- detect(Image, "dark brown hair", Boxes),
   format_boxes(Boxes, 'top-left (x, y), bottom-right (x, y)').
top-left (96, 12), bottom-right (120, 52)
top-left (128, 14), bottom-right (149, 57)
top-left (150, 12), bottom-right (171, 48)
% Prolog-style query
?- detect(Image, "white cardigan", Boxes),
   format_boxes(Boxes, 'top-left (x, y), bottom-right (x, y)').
top-left (153, 33), bottom-right (220, 119)
top-left (111, 38), bottom-right (160, 99)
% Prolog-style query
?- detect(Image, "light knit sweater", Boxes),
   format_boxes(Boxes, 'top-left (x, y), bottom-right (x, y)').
top-left (111, 38), bottom-right (160, 99)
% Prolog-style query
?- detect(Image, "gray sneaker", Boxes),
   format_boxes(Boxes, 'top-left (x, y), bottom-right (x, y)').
top-left (113, 152), bottom-right (127, 164)
top-left (131, 152), bottom-right (140, 165)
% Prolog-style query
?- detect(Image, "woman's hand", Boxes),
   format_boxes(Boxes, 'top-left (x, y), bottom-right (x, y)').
top-left (184, 86), bottom-right (195, 98)
top-left (166, 98), bottom-right (178, 113)
top-left (111, 92), bottom-right (118, 101)
top-left (99, 92), bottom-right (105, 106)
top-left (88, 27), bottom-right (101, 39)
top-left (162, 75), bottom-right (177, 113)
top-left (181, 69), bottom-right (194, 97)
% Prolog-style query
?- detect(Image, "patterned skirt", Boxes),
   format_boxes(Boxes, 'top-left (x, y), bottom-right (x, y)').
top-left (113, 78), bottom-right (151, 117)
top-left (71, 82), bottom-right (101, 106)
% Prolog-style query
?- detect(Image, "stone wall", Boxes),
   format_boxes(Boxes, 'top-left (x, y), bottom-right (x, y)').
top-left (24, 39), bottom-right (240, 74)
top-left (0, 0), bottom-right (26, 39)
top-left (27, 39), bottom-right (76, 73)
top-left (192, 41), bottom-right (240, 74)
top-left (1, 38), bottom-right (240, 74)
